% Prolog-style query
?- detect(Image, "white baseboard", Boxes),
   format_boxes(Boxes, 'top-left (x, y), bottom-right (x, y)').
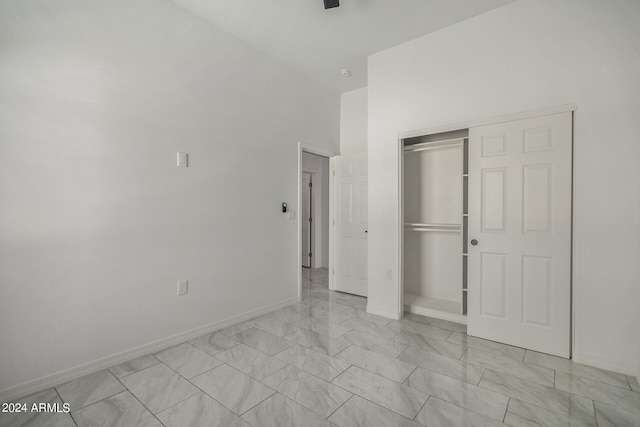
top-left (572, 352), bottom-right (639, 377)
top-left (366, 304), bottom-right (402, 320)
top-left (0, 296), bottom-right (298, 402)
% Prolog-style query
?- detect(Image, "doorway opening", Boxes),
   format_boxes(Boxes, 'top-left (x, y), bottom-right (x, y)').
top-left (297, 143), bottom-right (335, 300)
top-left (301, 171), bottom-right (314, 269)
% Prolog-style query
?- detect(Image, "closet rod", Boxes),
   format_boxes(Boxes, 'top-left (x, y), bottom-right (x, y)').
top-left (403, 137), bottom-right (465, 152)
top-left (404, 222), bottom-right (461, 228)
top-left (404, 228), bottom-right (461, 233)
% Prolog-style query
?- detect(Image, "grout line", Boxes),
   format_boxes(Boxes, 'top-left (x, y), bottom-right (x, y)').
top-left (54, 388), bottom-right (79, 427)
top-left (403, 365), bottom-right (420, 386)
top-left (502, 397), bottom-right (510, 423)
top-left (114, 374), bottom-right (170, 427)
top-left (237, 390), bottom-right (276, 417)
top-left (324, 393), bottom-right (353, 420)
top-left (458, 348), bottom-right (469, 361)
top-left (413, 394), bottom-right (430, 421)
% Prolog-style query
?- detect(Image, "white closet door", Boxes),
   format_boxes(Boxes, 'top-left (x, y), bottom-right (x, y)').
top-left (334, 152), bottom-right (368, 297)
top-left (468, 112), bottom-right (572, 357)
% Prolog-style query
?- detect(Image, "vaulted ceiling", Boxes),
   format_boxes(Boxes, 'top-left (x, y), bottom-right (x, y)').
top-left (171, 0), bottom-right (516, 93)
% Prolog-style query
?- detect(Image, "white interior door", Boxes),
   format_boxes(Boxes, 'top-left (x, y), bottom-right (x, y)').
top-left (301, 172), bottom-right (312, 268)
top-left (468, 112), bottom-right (572, 357)
top-left (334, 152), bottom-right (368, 296)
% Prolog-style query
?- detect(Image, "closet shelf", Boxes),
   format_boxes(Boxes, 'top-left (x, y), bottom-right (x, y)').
top-left (404, 137), bottom-right (465, 153)
top-left (404, 293), bottom-right (466, 323)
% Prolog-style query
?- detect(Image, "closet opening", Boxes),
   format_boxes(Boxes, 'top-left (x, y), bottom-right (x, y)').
top-left (401, 129), bottom-right (469, 324)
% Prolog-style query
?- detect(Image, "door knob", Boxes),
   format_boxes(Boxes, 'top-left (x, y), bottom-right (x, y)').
top-left (365, 230), bottom-right (368, 233)
top-left (470, 239), bottom-right (478, 246)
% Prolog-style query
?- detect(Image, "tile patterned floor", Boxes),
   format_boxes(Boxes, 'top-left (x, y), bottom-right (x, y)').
top-left (2, 268), bottom-right (639, 426)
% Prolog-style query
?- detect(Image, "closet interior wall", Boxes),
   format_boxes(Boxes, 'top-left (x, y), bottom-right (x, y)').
top-left (402, 129), bottom-right (468, 323)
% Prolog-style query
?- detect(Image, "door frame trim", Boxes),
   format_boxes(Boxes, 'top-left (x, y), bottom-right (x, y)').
top-left (297, 142), bottom-right (338, 301)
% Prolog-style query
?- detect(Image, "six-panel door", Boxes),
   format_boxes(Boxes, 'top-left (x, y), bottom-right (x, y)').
top-left (467, 112), bottom-right (572, 358)
top-left (334, 152), bottom-right (368, 297)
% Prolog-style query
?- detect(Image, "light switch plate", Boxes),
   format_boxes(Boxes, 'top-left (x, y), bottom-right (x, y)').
top-left (177, 152), bottom-right (188, 167)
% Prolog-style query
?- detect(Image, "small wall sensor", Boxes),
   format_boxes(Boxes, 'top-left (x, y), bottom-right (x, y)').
top-left (282, 202), bottom-right (288, 213)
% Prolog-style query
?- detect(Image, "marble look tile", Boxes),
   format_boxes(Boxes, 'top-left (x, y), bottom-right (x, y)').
top-left (407, 367), bottom-right (508, 421)
top-left (109, 354), bottom-right (160, 378)
top-left (156, 393), bottom-right (249, 427)
top-left (297, 317), bottom-right (352, 338)
top-left (219, 320), bottom-right (257, 337)
top-left (479, 370), bottom-right (595, 422)
top-left (398, 347), bottom-right (485, 385)
top-left (0, 389), bottom-right (76, 427)
top-left (416, 397), bottom-right (505, 427)
top-left (386, 319), bottom-right (452, 340)
top-left (554, 371), bottom-right (640, 417)
top-left (524, 350), bottom-right (631, 390)
top-left (504, 399), bottom-right (597, 427)
top-left (72, 391), bottom-right (161, 427)
top-left (335, 345), bottom-right (416, 383)
top-left (284, 328), bottom-right (351, 356)
top-left (629, 375), bottom-right (640, 392)
top-left (216, 344), bottom-right (286, 380)
top-left (56, 370), bottom-right (125, 411)
top-left (343, 330), bottom-right (408, 358)
top-left (122, 363), bottom-right (199, 414)
top-left (328, 395), bottom-right (423, 427)
top-left (340, 317), bottom-right (398, 341)
top-left (289, 302), bottom-right (311, 313)
top-left (191, 364), bottom-right (275, 415)
top-left (463, 347), bottom-right (554, 387)
top-left (234, 328), bottom-right (292, 356)
top-left (191, 331), bottom-right (239, 355)
top-left (275, 344), bottom-right (350, 381)
top-left (262, 365), bottom-right (351, 418)
top-left (251, 316), bottom-right (300, 338)
top-left (242, 393), bottom-right (332, 427)
top-left (309, 298), bottom-right (357, 316)
top-left (446, 332), bottom-right (525, 361)
top-left (403, 313), bottom-right (436, 324)
top-left (393, 331), bottom-right (466, 359)
top-left (333, 294), bottom-right (367, 309)
top-left (431, 319), bottom-right (468, 333)
top-left (351, 308), bottom-right (393, 327)
top-left (154, 343), bottom-right (222, 379)
top-left (332, 366), bottom-right (427, 419)
top-left (268, 307), bottom-right (310, 324)
top-left (308, 307), bottom-right (353, 325)
top-left (594, 401), bottom-right (640, 427)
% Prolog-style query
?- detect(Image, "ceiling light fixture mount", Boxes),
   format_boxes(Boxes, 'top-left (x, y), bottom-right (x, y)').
top-left (340, 68), bottom-right (352, 77)
top-left (324, 0), bottom-right (340, 10)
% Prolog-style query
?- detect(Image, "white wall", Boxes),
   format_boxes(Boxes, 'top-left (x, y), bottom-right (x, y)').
top-left (0, 0), bottom-right (339, 396)
top-left (301, 152), bottom-right (330, 268)
top-left (367, 0), bottom-right (640, 375)
top-left (340, 87), bottom-right (368, 154)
